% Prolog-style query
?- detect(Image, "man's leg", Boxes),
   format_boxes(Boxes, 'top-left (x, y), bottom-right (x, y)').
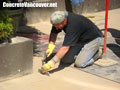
top-left (61, 44), bottom-right (84, 64)
top-left (74, 37), bottom-right (102, 68)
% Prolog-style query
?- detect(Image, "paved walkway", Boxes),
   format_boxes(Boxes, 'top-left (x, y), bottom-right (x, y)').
top-left (0, 9), bottom-right (120, 90)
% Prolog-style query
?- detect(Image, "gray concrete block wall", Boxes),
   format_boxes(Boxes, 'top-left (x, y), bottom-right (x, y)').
top-left (0, 37), bottom-right (33, 81)
top-left (24, 0), bottom-right (66, 25)
top-left (20, 0), bottom-right (120, 25)
top-left (65, 0), bottom-right (120, 13)
top-left (83, 0), bottom-right (120, 13)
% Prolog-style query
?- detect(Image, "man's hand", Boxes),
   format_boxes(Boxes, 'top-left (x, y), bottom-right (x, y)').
top-left (41, 60), bottom-right (55, 73)
top-left (46, 43), bottom-right (55, 57)
top-left (41, 55), bottom-right (60, 73)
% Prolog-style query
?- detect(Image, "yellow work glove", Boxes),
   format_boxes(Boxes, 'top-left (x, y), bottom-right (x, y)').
top-left (46, 43), bottom-right (55, 57)
top-left (41, 56), bottom-right (60, 73)
top-left (41, 60), bottom-right (55, 73)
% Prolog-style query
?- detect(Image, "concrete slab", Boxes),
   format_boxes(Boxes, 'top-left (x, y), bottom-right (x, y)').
top-left (0, 56), bottom-right (120, 90)
top-left (85, 8), bottom-right (120, 30)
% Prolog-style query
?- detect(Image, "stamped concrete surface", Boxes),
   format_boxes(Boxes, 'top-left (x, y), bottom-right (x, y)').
top-left (0, 9), bottom-right (120, 90)
top-left (0, 57), bottom-right (120, 90)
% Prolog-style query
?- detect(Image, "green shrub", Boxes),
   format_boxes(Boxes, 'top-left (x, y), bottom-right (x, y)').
top-left (0, 10), bottom-right (13, 41)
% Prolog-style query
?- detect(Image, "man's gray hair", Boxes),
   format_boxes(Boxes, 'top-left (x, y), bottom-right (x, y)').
top-left (50, 11), bottom-right (68, 25)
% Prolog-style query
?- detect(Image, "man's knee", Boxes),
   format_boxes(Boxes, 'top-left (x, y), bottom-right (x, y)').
top-left (74, 61), bottom-right (86, 68)
top-left (74, 58), bottom-right (94, 68)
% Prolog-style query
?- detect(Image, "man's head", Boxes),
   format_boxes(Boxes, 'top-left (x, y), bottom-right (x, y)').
top-left (50, 11), bottom-right (68, 30)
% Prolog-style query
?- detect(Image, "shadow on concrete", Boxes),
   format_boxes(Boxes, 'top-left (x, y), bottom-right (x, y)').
top-left (65, 0), bottom-right (73, 12)
top-left (107, 28), bottom-right (120, 58)
top-left (43, 53), bottom-right (72, 74)
top-left (107, 44), bottom-right (120, 58)
top-left (17, 26), bottom-right (44, 54)
top-left (49, 62), bottom-right (72, 74)
top-left (107, 28), bottom-right (120, 39)
top-left (101, 28), bottom-right (120, 58)
top-left (107, 28), bottom-right (120, 45)
top-left (17, 26), bottom-right (40, 34)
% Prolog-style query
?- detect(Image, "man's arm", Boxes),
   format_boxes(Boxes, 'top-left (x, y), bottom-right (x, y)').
top-left (45, 32), bottom-right (58, 57)
top-left (41, 34), bottom-right (70, 73)
top-left (49, 32), bottom-right (70, 59)
top-left (49, 33), bottom-right (58, 44)
top-left (56, 46), bottom-right (70, 60)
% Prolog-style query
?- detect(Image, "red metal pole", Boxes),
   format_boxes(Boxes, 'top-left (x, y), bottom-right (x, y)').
top-left (104, 0), bottom-right (109, 53)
